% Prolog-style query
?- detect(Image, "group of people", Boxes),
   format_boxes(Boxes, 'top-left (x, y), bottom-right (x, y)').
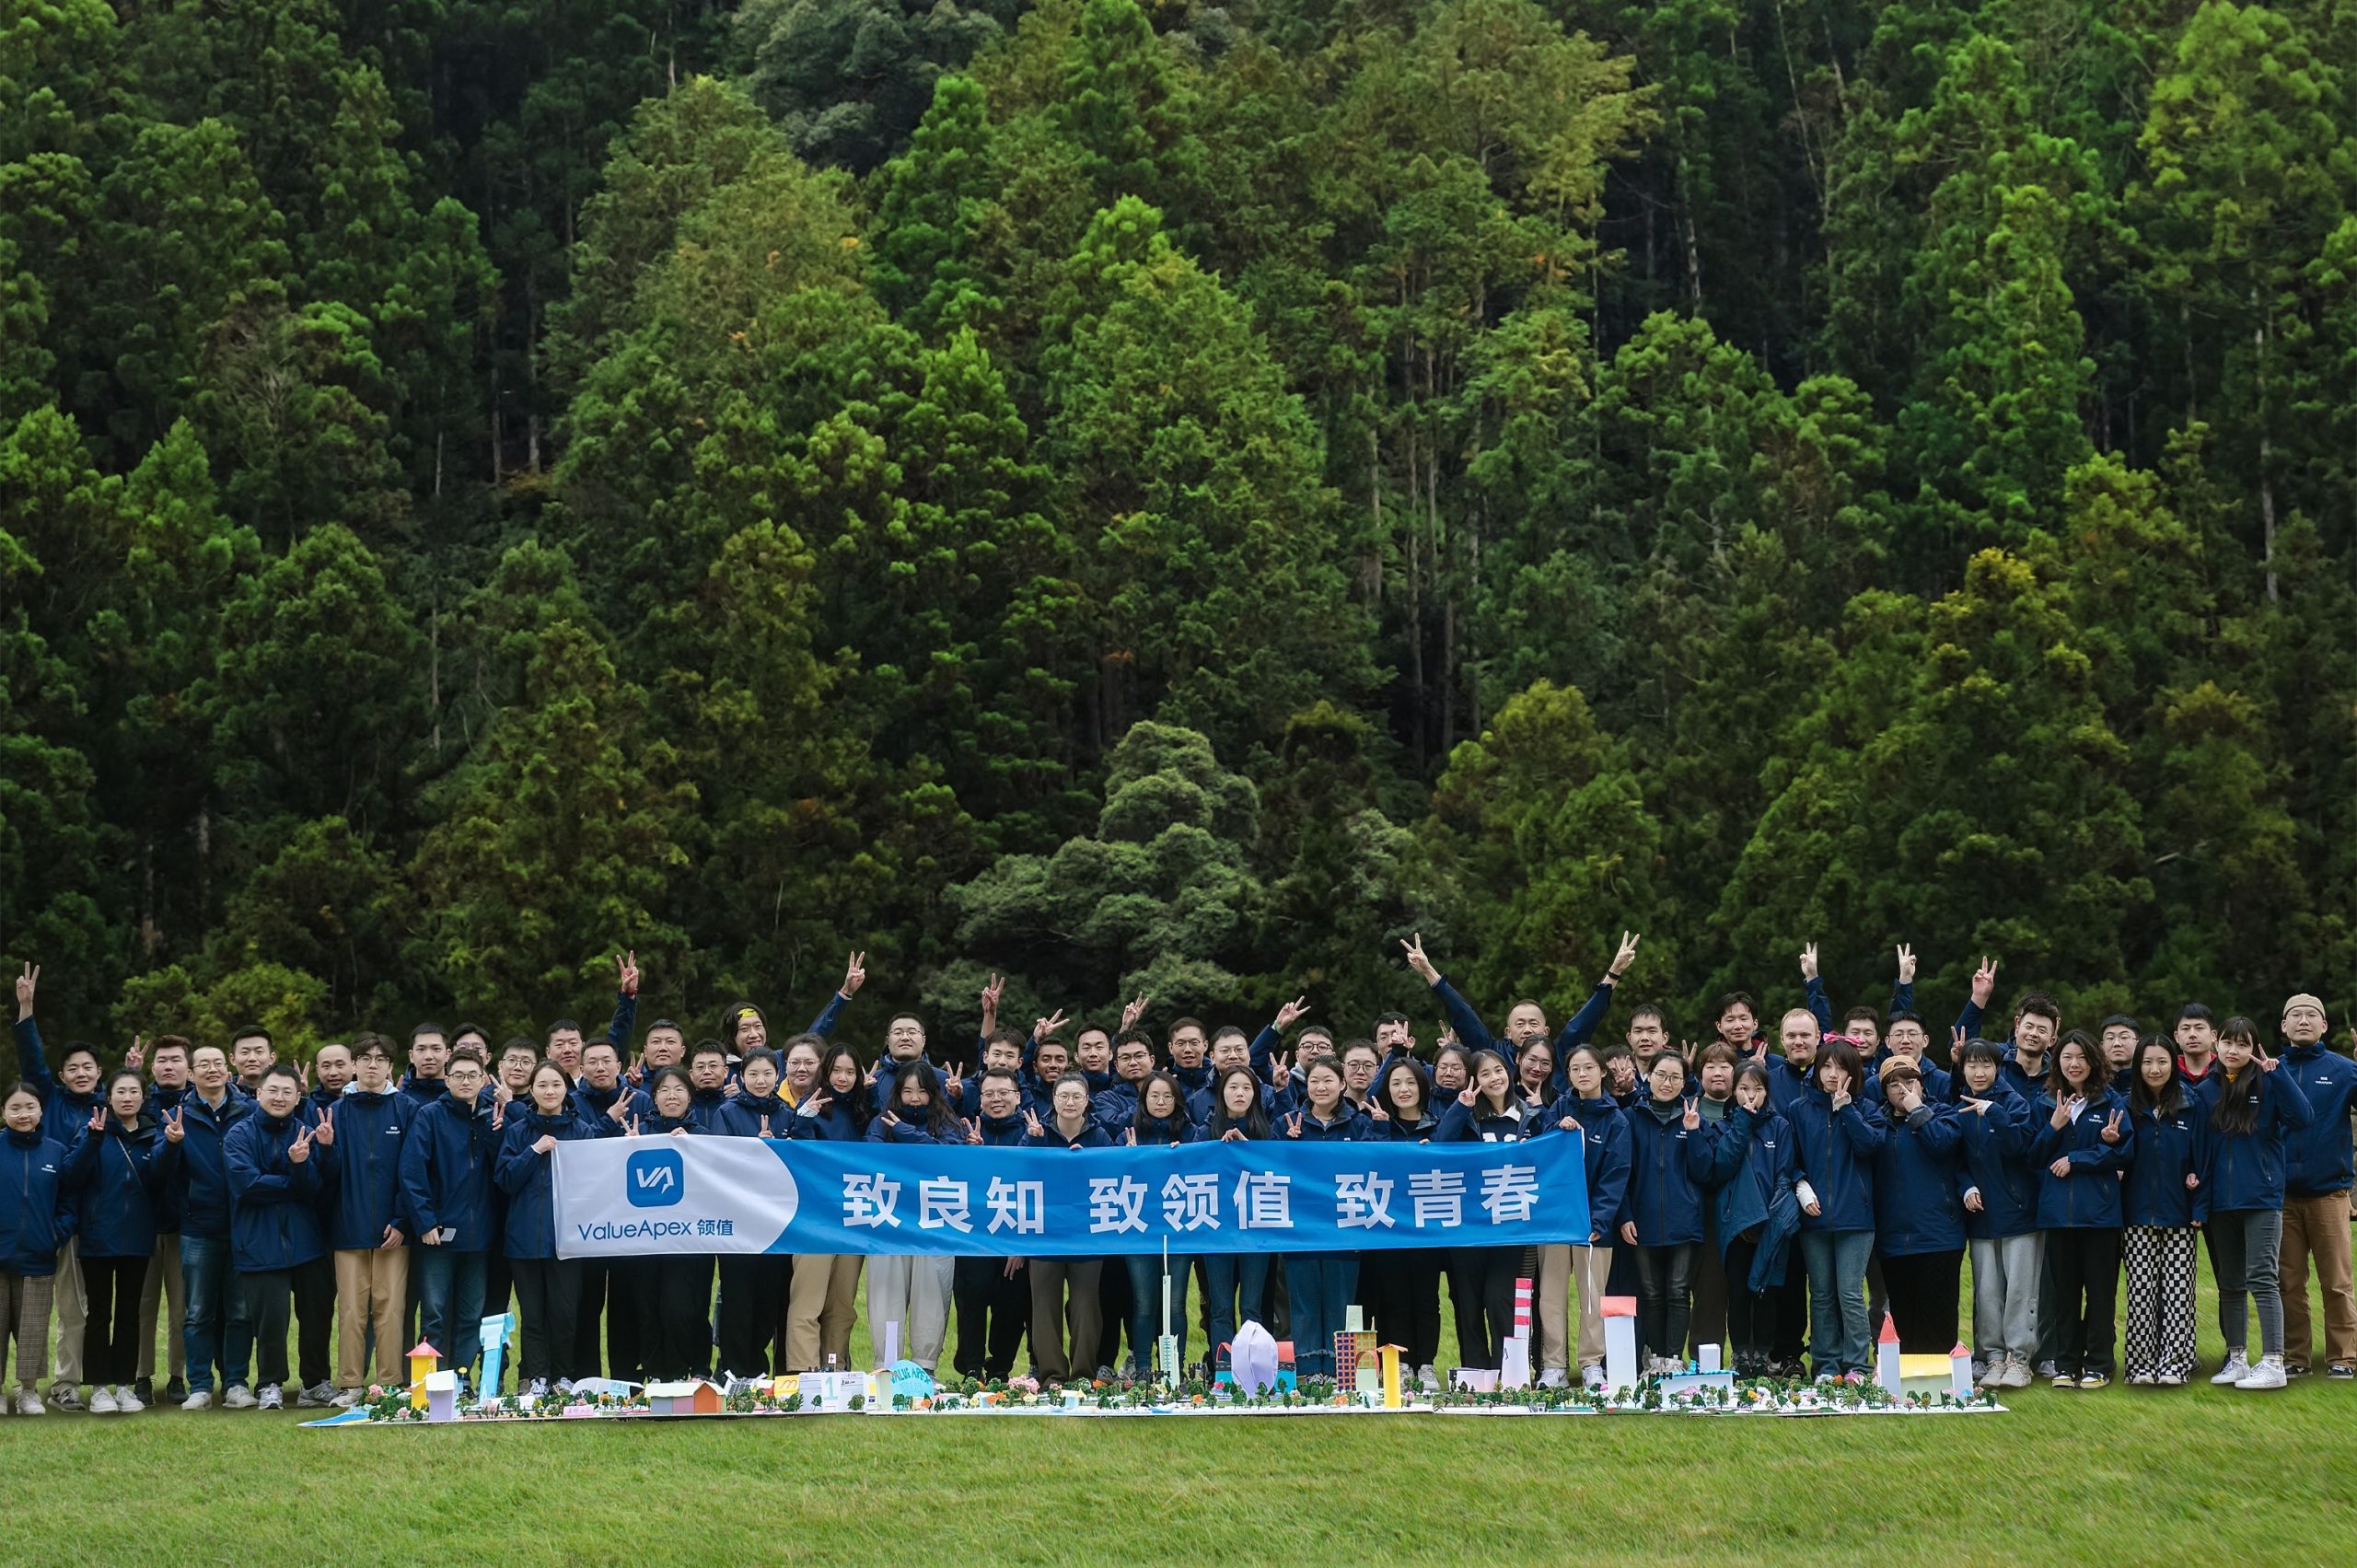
top-left (3, 935), bottom-right (2351, 1418)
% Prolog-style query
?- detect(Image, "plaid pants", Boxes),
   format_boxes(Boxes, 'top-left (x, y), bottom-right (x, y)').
top-left (2122, 1225), bottom-right (2198, 1380)
top-left (3, 1272), bottom-right (56, 1387)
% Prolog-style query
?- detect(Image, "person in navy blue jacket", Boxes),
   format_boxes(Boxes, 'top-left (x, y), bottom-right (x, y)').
top-left (1359, 1059), bottom-right (1444, 1387)
top-left (1112, 1073), bottom-right (1201, 1379)
top-left (1951, 1036), bottom-right (2038, 1388)
top-left (2, 1081), bottom-right (77, 1413)
top-left (626, 1068), bottom-right (715, 1380)
top-left (169, 1043), bottom-right (251, 1409)
top-left (2196, 1016), bottom-right (2313, 1390)
top-left (1871, 1061), bottom-right (1968, 1354)
top-left (1788, 1037), bottom-right (1885, 1380)
top-left (495, 1061), bottom-right (609, 1395)
top-left (2121, 1035), bottom-right (2204, 1387)
top-left (1276, 1055), bottom-right (1367, 1376)
top-left (1199, 1067), bottom-right (1272, 1373)
top-left (322, 1034), bottom-right (414, 1403)
top-left (221, 1064), bottom-right (329, 1411)
top-left (63, 1070), bottom-right (180, 1413)
top-left (711, 1049), bottom-right (792, 1378)
top-left (948, 1069), bottom-right (1032, 1381)
top-left (1616, 1051), bottom-right (1715, 1374)
top-left (2273, 993), bottom-right (2356, 1378)
top-left (1430, 1051), bottom-right (1537, 1372)
top-left (783, 1046), bottom-right (869, 1373)
top-left (1399, 932), bottom-right (1639, 1087)
top-left (862, 1058), bottom-right (958, 1374)
top-left (12, 965), bottom-right (104, 1410)
top-left (398, 1048), bottom-right (504, 1391)
top-left (1022, 1074), bottom-right (1111, 1382)
top-left (2031, 1036), bottom-right (2131, 1388)
top-left (1546, 1047), bottom-right (1632, 1389)
top-left (1703, 1063), bottom-right (1796, 1376)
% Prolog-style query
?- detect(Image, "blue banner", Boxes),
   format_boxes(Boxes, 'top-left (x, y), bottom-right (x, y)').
top-left (552, 1132), bottom-right (1590, 1260)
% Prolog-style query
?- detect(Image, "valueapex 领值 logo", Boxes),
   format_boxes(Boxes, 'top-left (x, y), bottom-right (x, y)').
top-left (626, 1146), bottom-right (684, 1207)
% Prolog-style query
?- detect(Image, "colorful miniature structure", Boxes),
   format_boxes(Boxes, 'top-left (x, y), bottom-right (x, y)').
top-left (407, 1342), bottom-right (440, 1410)
top-left (800, 1369), bottom-right (869, 1409)
top-left (424, 1370), bottom-right (458, 1422)
top-left (887, 1361), bottom-right (936, 1402)
top-left (1333, 1305), bottom-right (1377, 1388)
top-left (477, 1313), bottom-right (515, 1402)
top-left (1378, 1344), bottom-right (1406, 1409)
top-left (1601, 1296), bottom-right (1638, 1388)
top-left (644, 1378), bottom-right (726, 1416)
top-left (1875, 1313), bottom-right (1904, 1397)
top-left (1272, 1339), bottom-right (1297, 1393)
top-left (1949, 1342), bottom-right (1975, 1400)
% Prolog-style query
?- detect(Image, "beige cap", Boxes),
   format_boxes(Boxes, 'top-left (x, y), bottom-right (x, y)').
top-left (2282, 993), bottom-right (2327, 1019)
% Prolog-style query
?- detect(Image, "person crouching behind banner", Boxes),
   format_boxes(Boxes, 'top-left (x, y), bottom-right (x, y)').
top-left (864, 1059), bottom-right (958, 1374)
top-left (1119, 1073), bottom-right (1200, 1380)
top-left (628, 1069), bottom-right (713, 1380)
top-left (951, 1069), bottom-right (1032, 1381)
top-left (496, 1061), bottom-right (608, 1396)
top-left (784, 1045), bottom-right (869, 1371)
top-left (710, 1048), bottom-right (793, 1378)
top-left (1023, 1073), bottom-right (1111, 1382)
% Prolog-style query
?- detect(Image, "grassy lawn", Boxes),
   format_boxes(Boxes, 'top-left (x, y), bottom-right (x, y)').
top-left (5, 1261), bottom-right (2356, 1566)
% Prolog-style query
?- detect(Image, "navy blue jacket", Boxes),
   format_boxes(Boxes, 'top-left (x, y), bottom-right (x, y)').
top-left (1702, 1103), bottom-right (1794, 1259)
top-left (1, 1127), bottom-right (77, 1273)
top-left (1187, 1079), bottom-right (1275, 1126)
top-left (13, 1017), bottom-right (100, 1152)
top-left (1087, 1080), bottom-right (1144, 1132)
top-left (1283, 1105), bottom-right (1370, 1143)
top-left (170, 1088), bottom-right (251, 1240)
top-left (1024, 1121), bottom-right (1112, 1149)
top-left (971, 1110), bottom-right (1028, 1147)
top-left (224, 1110), bottom-right (329, 1271)
top-left (1366, 1109), bottom-right (1443, 1143)
top-left (494, 1110), bottom-right (608, 1260)
top-left (865, 1113), bottom-right (951, 1144)
top-left (1786, 1086), bottom-right (1886, 1233)
top-left (2029, 1090), bottom-right (2131, 1229)
top-left (1953, 1084), bottom-right (2038, 1240)
top-left (1433, 1098), bottom-right (1540, 1144)
top-left (1872, 1104), bottom-right (1968, 1256)
top-left (2123, 1096), bottom-right (2206, 1228)
top-left (2278, 1044), bottom-right (2357, 1198)
top-left (398, 1091), bottom-right (504, 1253)
top-left (1548, 1095), bottom-right (1631, 1241)
top-left (710, 1093), bottom-right (791, 1139)
top-left (1620, 1099), bottom-right (1716, 1245)
top-left (64, 1114), bottom-right (179, 1260)
top-left (143, 1083), bottom-right (194, 1232)
top-left (319, 1086), bottom-right (415, 1250)
top-left (2195, 1065), bottom-right (2314, 1213)
top-left (1132, 1112), bottom-right (1202, 1145)
top-left (1429, 974), bottom-right (1617, 1091)
top-left (786, 1094), bottom-right (868, 1142)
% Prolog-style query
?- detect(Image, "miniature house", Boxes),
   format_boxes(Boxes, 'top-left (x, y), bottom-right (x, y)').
top-left (1333, 1328), bottom-right (1376, 1387)
top-left (1272, 1339), bottom-right (1297, 1393)
top-left (644, 1378), bottom-right (725, 1415)
top-left (1601, 1295), bottom-right (1638, 1388)
top-left (406, 1341), bottom-right (440, 1410)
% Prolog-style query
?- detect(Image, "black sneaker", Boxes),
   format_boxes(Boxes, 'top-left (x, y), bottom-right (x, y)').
top-left (2328, 1364), bottom-right (2354, 1379)
top-left (133, 1376), bottom-right (154, 1405)
top-left (162, 1377), bottom-right (187, 1404)
top-left (2287, 1364), bottom-right (2312, 1378)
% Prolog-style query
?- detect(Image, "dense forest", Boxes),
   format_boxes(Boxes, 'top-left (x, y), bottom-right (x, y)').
top-left (4, 0), bottom-right (2354, 1057)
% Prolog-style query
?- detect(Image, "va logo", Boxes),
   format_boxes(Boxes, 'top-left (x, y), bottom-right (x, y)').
top-left (625, 1147), bottom-right (684, 1208)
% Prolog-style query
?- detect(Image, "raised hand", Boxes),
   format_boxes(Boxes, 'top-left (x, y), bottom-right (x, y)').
top-left (491, 1102), bottom-right (505, 1132)
top-left (1950, 1024), bottom-right (1968, 1061)
top-left (1032, 1008), bottom-right (1067, 1042)
top-left (1798, 941), bottom-right (1819, 982)
top-left (625, 1113), bottom-right (641, 1138)
top-left (1120, 993), bottom-right (1150, 1033)
top-left (532, 1133), bottom-right (558, 1156)
top-left (87, 1104), bottom-right (106, 1133)
top-left (1400, 933), bottom-right (1439, 986)
top-left (288, 1123), bottom-right (313, 1164)
top-left (312, 1107), bottom-right (335, 1146)
top-left (1609, 931), bottom-right (1641, 979)
top-left (617, 948), bottom-right (641, 998)
top-left (1682, 1096), bottom-right (1701, 1131)
top-left (1285, 1112), bottom-right (1304, 1138)
top-left (1273, 995), bottom-right (1310, 1032)
top-left (124, 1034), bottom-right (145, 1074)
top-left (1125, 1128), bottom-right (1138, 1146)
top-left (2049, 1098), bottom-right (2073, 1130)
top-left (1367, 1098), bottom-right (1389, 1123)
top-left (1267, 1051), bottom-right (1291, 1084)
top-left (880, 1109), bottom-right (901, 1130)
top-left (492, 1079), bottom-right (514, 1106)
top-left (2256, 1044), bottom-right (2280, 1074)
top-left (944, 1063), bottom-right (966, 1098)
top-left (962, 1117), bottom-right (982, 1145)
top-left (1961, 1097), bottom-right (1993, 1118)
top-left (162, 1107), bottom-right (184, 1144)
top-left (1457, 1083), bottom-right (1477, 1109)
top-left (840, 950), bottom-right (866, 997)
top-left (2099, 1109), bottom-right (2124, 1144)
top-left (1970, 955), bottom-right (1998, 1007)
top-left (1023, 1108), bottom-right (1044, 1138)
top-left (15, 961), bottom-right (36, 1020)
top-left (863, 1060), bottom-right (880, 1088)
top-left (607, 1092), bottom-right (633, 1125)
top-left (1896, 944), bottom-right (1917, 985)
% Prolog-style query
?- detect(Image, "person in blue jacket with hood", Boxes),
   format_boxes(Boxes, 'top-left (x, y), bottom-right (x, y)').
top-left (1548, 1047), bottom-right (1632, 1389)
top-left (1702, 1063), bottom-right (1796, 1377)
top-left (319, 1034), bottom-right (415, 1404)
top-left (862, 1057), bottom-right (959, 1375)
top-left (64, 1069), bottom-right (182, 1413)
top-left (223, 1063), bottom-right (331, 1411)
top-left (1871, 1060), bottom-right (1968, 1354)
top-left (398, 1047), bottom-right (505, 1391)
top-left (783, 1045), bottom-right (870, 1374)
top-left (2273, 993), bottom-right (2356, 1379)
top-left (2, 1080), bottom-right (79, 1413)
top-left (1361, 1058), bottom-right (1446, 1388)
top-left (1279, 1055), bottom-right (1372, 1377)
top-left (2029, 1035), bottom-right (2131, 1388)
top-left (1617, 1050), bottom-right (1716, 1375)
top-left (2121, 1035), bottom-right (2205, 1387)
top-left (494, 1060), bottom-right (610, 1396)
top-left (1787, 1037), bottom-right (1885, 1380)
top-left (13, 965), bottom-right (104, 1410)
top-left (1951, 1036), bottom-right (2038, 1388)
top-left (711, 1048), bottom-right (793, 1379)
top-left (2196, 1016), bottom-right (2313, 1391)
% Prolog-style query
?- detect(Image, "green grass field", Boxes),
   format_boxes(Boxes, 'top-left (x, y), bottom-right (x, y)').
top-left (6, 1262), bottom-right (2356, 1566)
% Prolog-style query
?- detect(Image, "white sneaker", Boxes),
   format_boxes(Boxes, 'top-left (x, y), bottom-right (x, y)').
top-left (1999, 1356), bottom-right (2033, 1388)
top-left (258, 1384), bottom-right (284, 1411)
top-left (115, 1387), bottom-right (145, 1414)
top-left (1537, 1366), bottom-right (1569, 1388)
top-left (15, 1389), bottom-right (46, 1415)
top-left (2127, 1371), bottom-right (2154, 1386)
top-left (2211, 1352), bottom-right (2251, 1386)
top-left (526, 1378), bottom-right (549, 1398)
top-left (2156, 1372), bottom-right (2187, 1387)
top-left (331, 1388), bottom-right (359, 1408)
top-left (88, 1386), bottom-right (119, 1413)
top-left (48, 1384), bottom-right (80, 1411)
top-left (1581, 1364), bottom-right (1606, 1390)
top-left (221, 1384), bottom-right (257, 1410)
top-left (181, 1388), bottom-right (214, 1411)
top-left (2235, 1355), bottom-right (2287, 1390)
top-left (1976, 1357), bottom-right (2004, 1388)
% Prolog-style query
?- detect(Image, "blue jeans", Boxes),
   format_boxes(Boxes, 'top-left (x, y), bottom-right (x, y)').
top-left (1203, 1252), bottom-right (1271, 1371)
top-left (415, 1248), bottom-right (488, 1381)
top-left (1121, 1253), bottom-right (1193, 1377)
top-left (1801, 1229), bottom-right (1875, 1376)
top-left (1283, 1254), bottom-right (1359, 1376)
top-left (180, 1235), bottom-right (238, 1393)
